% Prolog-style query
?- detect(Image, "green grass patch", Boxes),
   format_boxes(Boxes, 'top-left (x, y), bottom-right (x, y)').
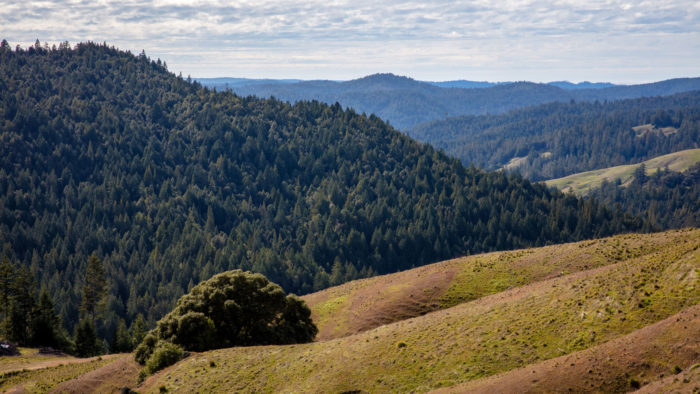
top-left (545, 149), bottom-right (700, 194)
top-left (0, 357), bottom-right (114, 393)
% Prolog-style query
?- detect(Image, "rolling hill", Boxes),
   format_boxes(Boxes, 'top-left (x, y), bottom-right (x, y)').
top-left (202, 73), bottom-right (700, 130)
top-left (0, 42), bottom-right (642, 338)
top-left (3, 229), bottom-right (697, 393)
top-left (303, 228), bottom-right (695, 341)
top-left (129, 229), bottom-right (697, 393)
top-left (543, 149), bottom-right (700, 229)
top-left (545, 148), bottom-right (700, 194)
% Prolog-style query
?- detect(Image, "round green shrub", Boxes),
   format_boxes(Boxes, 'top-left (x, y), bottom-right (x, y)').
top-left (135, 270), bottom-right (317, 363)
top-left (145, 341), bottom-right (184, 374)
top-left (134, 332), bottom-right (158, 365)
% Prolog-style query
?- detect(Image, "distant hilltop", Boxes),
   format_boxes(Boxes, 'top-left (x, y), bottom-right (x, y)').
top-left (196, 74), bottom-right (618, 90)
top-left (197, 73), bottom-right (700, 130)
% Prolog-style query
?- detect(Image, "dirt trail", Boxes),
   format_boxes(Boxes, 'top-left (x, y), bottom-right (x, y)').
top-left (0, 354), bottom-right (119, 374)
top-left (303, 260), bottom-right (460, 340)
top-left (435, 302), bottom-right (700, 393)
top-left (48, 355), bottom-right (140, 394)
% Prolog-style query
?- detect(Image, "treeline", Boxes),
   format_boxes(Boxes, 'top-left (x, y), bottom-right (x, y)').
top-left (590, 164), bottom-right (700, 228)
top-left (0, 41), bottom-right (643, 339)
top-left (0, 255), bottom-right (146, 356)
top-left (410, 93), bottom-right (700, 180)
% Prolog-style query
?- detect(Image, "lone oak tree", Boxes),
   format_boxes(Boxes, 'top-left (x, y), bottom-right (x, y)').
top-left (135, 270), bottom-right (317, 364)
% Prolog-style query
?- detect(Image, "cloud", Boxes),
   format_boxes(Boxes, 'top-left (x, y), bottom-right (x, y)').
top-left (1, 0), bottom-right (698, 82)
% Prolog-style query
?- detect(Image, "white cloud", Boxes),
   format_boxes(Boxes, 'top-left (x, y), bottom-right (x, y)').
top-left (0, 0), bottom-right (698, 82)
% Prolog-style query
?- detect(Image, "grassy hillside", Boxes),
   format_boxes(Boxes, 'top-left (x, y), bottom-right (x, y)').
top-left (0, 352), bottom-right (122, 393)
top-left (137, 229), bottom-right (699, 393)
top-left (303, 230), bottom-right (690, 340)
top-left (545, 148), bottom-right (700, 194)
top-left (438, 302), bottom-right (700, 393)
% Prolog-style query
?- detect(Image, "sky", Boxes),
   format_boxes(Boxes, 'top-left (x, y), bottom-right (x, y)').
top-left (2, 0), bottom-right (699, 83)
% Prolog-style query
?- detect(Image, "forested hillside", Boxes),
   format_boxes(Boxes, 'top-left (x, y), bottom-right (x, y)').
top-left (411, 93), bottom-right (700, 180)
top-left (209, 73), bottom-right (700, 130)
top-left (0, 41), bottom-right (642, 337)
top-left (590, 164), bottom-right (700, 228)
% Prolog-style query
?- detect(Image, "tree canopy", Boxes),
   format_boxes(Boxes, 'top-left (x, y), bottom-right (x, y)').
top-left (411, 93), bottom-right (700, 180)
top-left (135, 270), bottom-right (316, 363)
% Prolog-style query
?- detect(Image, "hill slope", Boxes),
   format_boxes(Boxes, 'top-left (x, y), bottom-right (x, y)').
top-left (545, 148), bottom-right (700, 194)
top-left (590, 162), bottom-right (700, 229)
top-left (212, 73), bottom-right (700, 130)
top-left (138, 229), bottom-right (700, 393)
top-left (0, 42), bottom-right (642, 334)
top-left (303, 230), bottom-right (690, 340)
top-left (438, 302), bottom-right (700, 393)
top-left (411, 92), bottom-right (700, 180)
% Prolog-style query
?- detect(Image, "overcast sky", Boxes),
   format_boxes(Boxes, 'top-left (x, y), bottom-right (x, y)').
top-left (2, 0), bottom-right (699, 83)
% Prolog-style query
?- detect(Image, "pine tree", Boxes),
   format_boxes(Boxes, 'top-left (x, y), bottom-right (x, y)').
top-left (30, 290), bottom-right (62, 347)
top-left (0, 256), bottom-right (15, 320)
top-left (112, 318), bottom-right (132, 352)
top-left (2, 265), bottom-right (37, 345)
top-left (130, 314), bottom-right (147, 347)
top-left (80, 254), bottom-right (108, 325)
top-left (74, 319), bottom-right (100, 357)
top-left (3, 301), bottom-right (28, 344)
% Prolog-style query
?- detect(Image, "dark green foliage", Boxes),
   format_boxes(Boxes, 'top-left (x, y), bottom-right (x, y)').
top-left (1, 263), bottom-right (36, 344)
top-left (591, 164), bottom-right (700, 228)
top-left (130, 314), bottom-right (147, 349)
top-left (74, 319), bottom-right (101, 357)
top-left (411, 94), bottom-right (700, 180)
top-left (3, 301), bottom-right (29, 344)
top-left (112, 318), bottom-right (132, 352)
top-left (0, 258), bottom-right (70, 350)
top-left (0, 257), bottom-right (13, 319)
top-left (134, 332), bottom-right (158, 365)
top-left (629, 378), bottom-right (641, 389)
top-left (144, 341), bottom-right (184, 374)
top-left (81, 254), bottom-right (108, 324)
top-left (29, 290), bottom-right (65, 348)
top-left (137, 270), bottom-right (317, 360)
top-left (0, 41), bottom-right (643, 333)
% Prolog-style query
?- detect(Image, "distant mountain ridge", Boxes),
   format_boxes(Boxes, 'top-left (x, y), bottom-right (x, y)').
top-left (411, 91), bottom-right (700, 180)
top-left (197, 76), bottom-right (616, 90)
top-left (198, 73), bottom-right (700, 130)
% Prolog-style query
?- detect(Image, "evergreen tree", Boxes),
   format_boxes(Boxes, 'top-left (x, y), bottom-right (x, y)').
top-left (3, 301), bottom-right (28, 344)
top-left (130, 314), bottom-right (147, 347)
top-left (112, 318), bottom-right (132, 352)
top-left (80, 254), bottom-right (108, 325)
top-left (30, 290), bottom-right (62, 348)
top-left (1, 265), bottom-right (36, 345)
top-left (74, 319), bottom-right (100, 357)
top-left (0, 256), bottom-right (15, 320)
